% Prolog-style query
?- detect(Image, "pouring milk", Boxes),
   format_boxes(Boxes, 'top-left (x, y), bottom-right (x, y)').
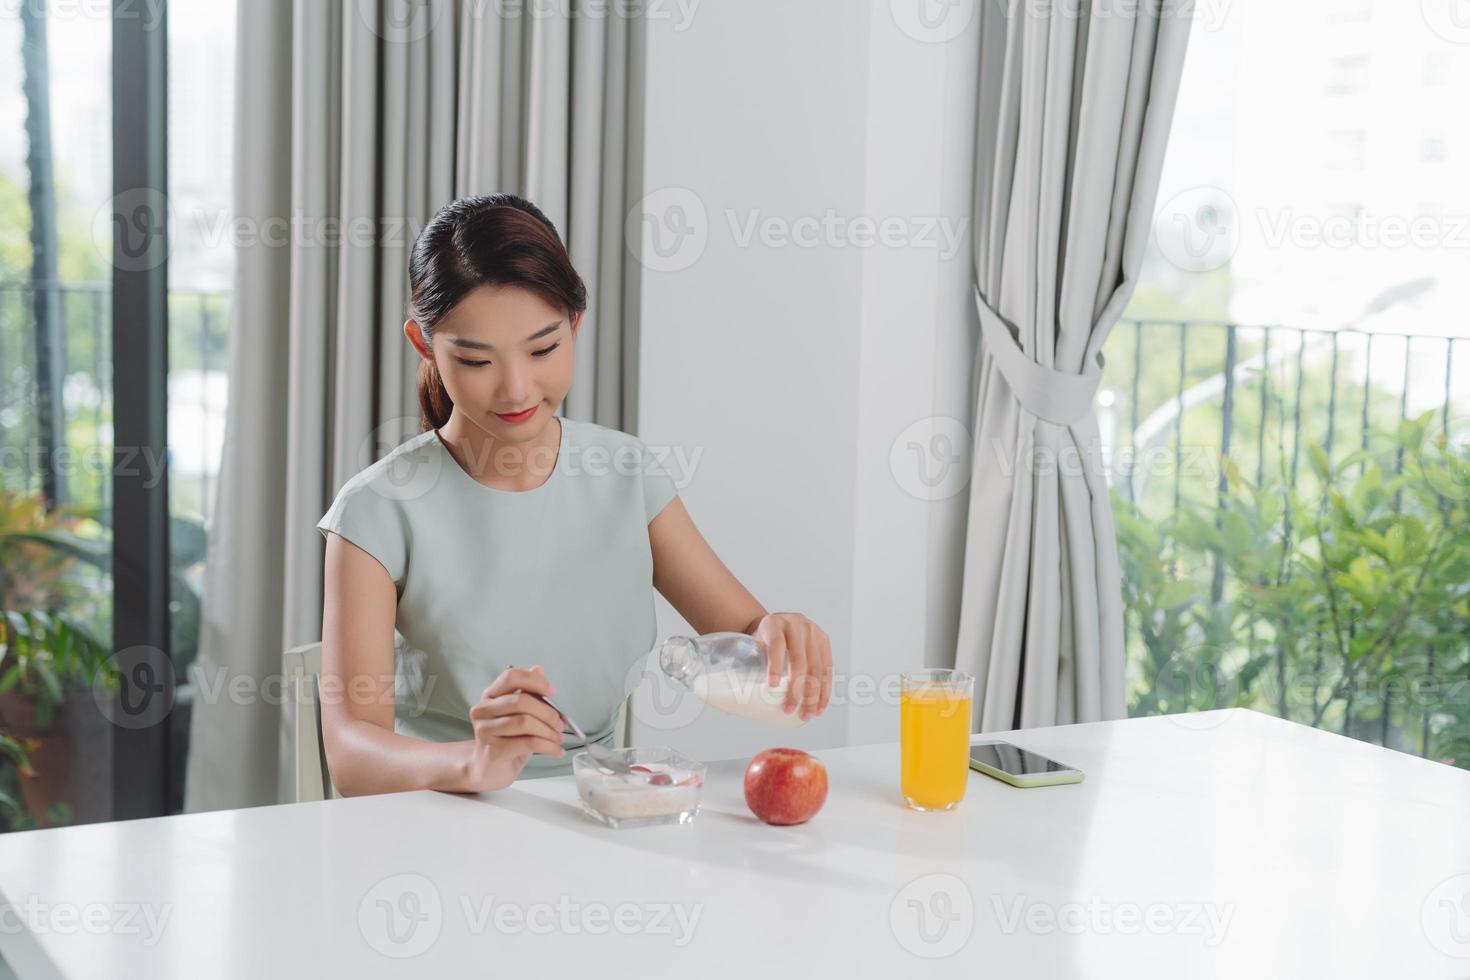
top-left (657, 632), bottom-right (807, 728)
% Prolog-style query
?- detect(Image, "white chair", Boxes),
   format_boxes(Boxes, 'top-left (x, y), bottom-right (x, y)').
top-left (283, 642), bottom-right (337, 803)
top-left (283, 641), bottom-right (635, 803)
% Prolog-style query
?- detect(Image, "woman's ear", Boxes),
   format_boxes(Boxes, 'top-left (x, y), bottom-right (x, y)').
top-left (403, 319), bottom-right (431, 360)
top-left (569, 311), bottom-right (583, 341)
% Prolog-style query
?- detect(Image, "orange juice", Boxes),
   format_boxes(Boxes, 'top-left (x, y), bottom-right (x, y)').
top-left (900, 681), bottom-right (973, 810)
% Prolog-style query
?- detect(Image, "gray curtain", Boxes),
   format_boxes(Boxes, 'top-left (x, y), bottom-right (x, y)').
top-left (955, 0), bottom-right (1193, 730)
top-left (185, 0), bottom-right (645, 812)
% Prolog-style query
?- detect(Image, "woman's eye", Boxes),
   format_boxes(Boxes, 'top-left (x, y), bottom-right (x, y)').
top-left (454, 343), bottom-right (557, 367)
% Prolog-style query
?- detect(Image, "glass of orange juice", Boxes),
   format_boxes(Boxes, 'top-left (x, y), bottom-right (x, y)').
top-left (900, 669), bottom-right (974, 811)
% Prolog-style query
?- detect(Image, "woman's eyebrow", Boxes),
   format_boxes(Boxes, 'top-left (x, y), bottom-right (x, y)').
top-left (447, 321), bottom-right (561, 352)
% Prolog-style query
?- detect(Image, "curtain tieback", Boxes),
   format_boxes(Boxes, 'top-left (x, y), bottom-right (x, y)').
top-left (972, 282), bottom-right (1103, 426)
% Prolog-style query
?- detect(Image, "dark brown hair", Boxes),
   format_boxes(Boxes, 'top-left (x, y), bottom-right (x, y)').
top-left (408, 194), bottom-right (587, 431)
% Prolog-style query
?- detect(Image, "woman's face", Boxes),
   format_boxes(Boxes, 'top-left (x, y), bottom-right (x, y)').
top-left (406, 284), bottom-right (580, 443)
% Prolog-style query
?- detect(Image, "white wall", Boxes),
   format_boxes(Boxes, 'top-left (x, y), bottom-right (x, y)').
top-left (633, 0), bottom-right (978, 760)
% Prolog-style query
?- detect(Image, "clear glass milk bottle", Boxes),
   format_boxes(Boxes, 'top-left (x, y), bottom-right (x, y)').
top-left (657, 632), bottom-right (807, 727)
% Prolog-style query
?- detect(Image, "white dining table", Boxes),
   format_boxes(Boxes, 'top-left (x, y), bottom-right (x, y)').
top-left (0, 708), bottom-right (1466, 979)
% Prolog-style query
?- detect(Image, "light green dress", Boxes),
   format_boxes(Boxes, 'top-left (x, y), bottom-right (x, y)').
top-left (315, 416), bottom-right (678, 779)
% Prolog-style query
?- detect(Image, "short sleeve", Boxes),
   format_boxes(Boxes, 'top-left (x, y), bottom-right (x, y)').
top-left (316, 479), bottom-right (409, 588)
top-left (640, 439), bottom-right (679, 524)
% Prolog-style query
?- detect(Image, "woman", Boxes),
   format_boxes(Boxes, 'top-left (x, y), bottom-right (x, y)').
top-left (316, 194), bottom-right (833, 795)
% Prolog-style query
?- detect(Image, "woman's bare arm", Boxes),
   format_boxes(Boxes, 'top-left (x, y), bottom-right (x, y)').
top-left (319, 532), bottom-right (477, 796)
top-left (648, 495), bottom-right (833, 720)
top-left (648, 496), bottom-right (767, 635)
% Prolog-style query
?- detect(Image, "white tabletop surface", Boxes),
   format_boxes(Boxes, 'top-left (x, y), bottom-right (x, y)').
top-left (1, 708), bottom-right (1467, 978)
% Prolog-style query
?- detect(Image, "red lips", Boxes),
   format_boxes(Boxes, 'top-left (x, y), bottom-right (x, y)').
top-left (494, 405), bottom-right (538, 424)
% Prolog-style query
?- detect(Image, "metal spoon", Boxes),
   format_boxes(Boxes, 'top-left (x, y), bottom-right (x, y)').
top-left (508, 665), bottom-right (631, 774)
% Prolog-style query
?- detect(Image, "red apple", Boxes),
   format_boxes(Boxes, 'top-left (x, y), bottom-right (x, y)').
top-left (744, 748), bottom-right (828, 825)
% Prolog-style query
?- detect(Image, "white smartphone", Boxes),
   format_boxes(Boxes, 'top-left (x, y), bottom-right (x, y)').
top-left (969, 740), bottom-right (1084, 787)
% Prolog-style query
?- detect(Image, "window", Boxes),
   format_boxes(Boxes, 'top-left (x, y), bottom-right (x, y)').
top-left (1104, 0), bottom-right (1470, 771)
top-left (0, 0), bottom-right (237, 829)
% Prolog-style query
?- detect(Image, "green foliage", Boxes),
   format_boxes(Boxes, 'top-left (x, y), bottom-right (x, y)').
top-left (0, 609), bottom-right (118, 729)
top-left (1119, 414), bottom-right (1470, 769)
top-left (0, 729), bottom-right (72, 832)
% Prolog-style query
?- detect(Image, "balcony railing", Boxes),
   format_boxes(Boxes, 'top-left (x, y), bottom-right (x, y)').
top-left (0, 281), bottom-right (229, 526)
top-left (1102, 318), bottom-right (1469, 769)
top-left (1105, 319), bottom-right (1458, 519)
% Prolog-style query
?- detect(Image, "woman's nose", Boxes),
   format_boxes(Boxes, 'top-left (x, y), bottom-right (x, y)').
top-left (496, 360), bottom-right (531, 403)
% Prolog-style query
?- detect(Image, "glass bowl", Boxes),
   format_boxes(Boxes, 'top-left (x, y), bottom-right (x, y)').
top-left (572, 747), bottom-right (706, 829)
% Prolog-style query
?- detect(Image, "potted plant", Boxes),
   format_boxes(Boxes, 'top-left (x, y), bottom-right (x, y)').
top-left (0, 609), bottom-right (116, 826)
top-left (0, 486), bottom-right (117, 828)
